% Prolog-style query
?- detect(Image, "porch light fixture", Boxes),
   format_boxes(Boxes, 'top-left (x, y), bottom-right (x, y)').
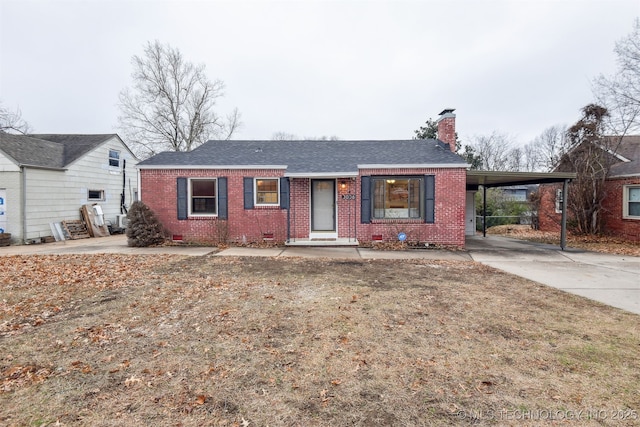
top-left (340, 181), bottom-right (347, 190)
top-left (386, 179), bottom-right (396, 184)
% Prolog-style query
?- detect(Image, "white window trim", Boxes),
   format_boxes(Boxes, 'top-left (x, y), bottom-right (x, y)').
top-left (372, 176), bottom-right (424, 220)
top-left (555, 189), bottom-right (563, 214)
top-left (108, 149), bottom-right (120, 168)
top-left (87, 189), bottom-right (105, 201)
top-left (623, 184), bottom-right (640, 220)
top-left (254, 177), bottom-right (280, 206)
top-left (188, 178), bottom-right (218, 217)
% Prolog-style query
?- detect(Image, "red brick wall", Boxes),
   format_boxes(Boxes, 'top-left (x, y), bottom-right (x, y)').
top-left (538, 183), bottom-right (562, 233)
top-left (140, 167), bottom-right (468, 247)
top-left (538, 178), bottom-right (640, 242)
top-left (357, 168), bottom-right (467, 247)
top-left (289, 178), bottom-right (310, 239)
top-left (140, 169), bottom-right (286, 244)
top-left (601, 177), bottom-right (640, 242)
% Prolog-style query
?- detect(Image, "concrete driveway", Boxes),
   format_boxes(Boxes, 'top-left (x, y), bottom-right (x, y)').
top-left (1, 234), bottom-right (638, 315)
top-left (466, 235), bottom-right (640, 315)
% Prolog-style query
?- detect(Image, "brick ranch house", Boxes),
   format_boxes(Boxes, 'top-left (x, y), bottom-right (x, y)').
top-left (137, 110), bottom-right (472, 247)
top-left (538, 136), bottom-right (640, 242)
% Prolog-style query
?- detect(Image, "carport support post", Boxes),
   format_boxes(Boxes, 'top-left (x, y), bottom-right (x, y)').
top-left (560, 179), bottom-right (568, 251)
top-left (482, 185), bottom-right (487, 237)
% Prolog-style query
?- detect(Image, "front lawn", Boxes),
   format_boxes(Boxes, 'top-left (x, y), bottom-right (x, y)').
top-left (1, 255), bottom-right (638, 426)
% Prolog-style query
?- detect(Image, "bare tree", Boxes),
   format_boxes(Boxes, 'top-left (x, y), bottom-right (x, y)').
top-left (0, 102), bottom-right (31, 134)
top-left (271, 131), bottom-right (298, 141)
top-left (118, 41), bottom-right (241, 158)
top-left (529, 125), bottom-right (568, 171)
top-left (470, 131), bottom-right (517, 171)
top-left (556, 104), bottom-right (617, 235)
top-left (271, 132), bottom-right (340, 141)
top-left (520, 140), bottom-right (542, 172)
top-left (593, 19), bottom-right (640, 135)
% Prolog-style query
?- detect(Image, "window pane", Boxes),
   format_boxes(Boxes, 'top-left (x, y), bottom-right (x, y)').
top-left (192, 180), bottom-right (216, 197)
top-left (409, 179), bottom-right (420, 218)
top-left (371, 177), bottom-right (423, 219)
top-left (257, 179), bottom-right (277, 192)
top-left (373, 179), bottom-right (385, 218)
top-left (190, 180), bottom-right (216, 214)
top-left (256, 179), bottom-right (279, 204)
top-left (629, 188), bottom-right (640, 202)
top-left (88, 190), bottom-right (103, 200)
top-left (192, 198), bottom-right (216, 213)
top-left (109, 150), bottom-right (120, 167)
top-left (629, 203), bottom-right (640, 216)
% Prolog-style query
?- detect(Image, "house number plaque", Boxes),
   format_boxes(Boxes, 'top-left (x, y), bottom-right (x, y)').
top-left (341, 194), bottom-right (356, 200)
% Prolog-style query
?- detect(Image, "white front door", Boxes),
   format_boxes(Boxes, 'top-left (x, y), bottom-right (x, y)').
top-left (311, 179), bottom-right (336, 237)
top-left (465, 191), bottom-right (476, 236)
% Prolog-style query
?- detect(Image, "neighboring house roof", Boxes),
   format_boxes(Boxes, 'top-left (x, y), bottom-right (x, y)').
top-left (609, 135), bottom-right (640, 178)
top-left (0, 133), bottom-right (118, 169)
top-left (137, 139), bottom-right (469, 175)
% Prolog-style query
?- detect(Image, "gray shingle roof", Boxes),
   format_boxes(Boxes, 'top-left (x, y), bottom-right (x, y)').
top-left (610, 136), bottom-right (640, 177)
top-left (138, 139), bottom-right (468, 173)
top-left (0, 133), bottom-right (115, 168)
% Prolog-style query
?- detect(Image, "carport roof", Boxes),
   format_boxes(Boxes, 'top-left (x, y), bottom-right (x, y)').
top-left (466, 170), bottom-right (576, 188)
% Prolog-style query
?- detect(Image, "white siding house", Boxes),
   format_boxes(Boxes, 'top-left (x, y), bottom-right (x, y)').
top-left (0, 133), bottom-right (138, 243)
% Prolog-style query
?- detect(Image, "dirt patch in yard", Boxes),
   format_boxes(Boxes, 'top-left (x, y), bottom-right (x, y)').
top-left (1, 254), bottom-right (639, 426)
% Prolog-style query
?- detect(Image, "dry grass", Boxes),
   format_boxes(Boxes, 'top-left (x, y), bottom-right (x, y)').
top-left (486, 225), bottom-right (640, 257)
top-left (1, 254), bottom-right (639, 426)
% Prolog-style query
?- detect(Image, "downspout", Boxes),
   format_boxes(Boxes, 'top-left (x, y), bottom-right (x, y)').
top-left (482, 185), bottom-right (487, 237)
top-left (121, 159), bottom-right (127, 214)
top-left (136, 167), bottom-right (141, 202)
top-left (286, 177), bottom-right (291, 243)
top-left (560, 179), bottom-right (569, 251)
top-left (21, 166), bottom-right (26, 243)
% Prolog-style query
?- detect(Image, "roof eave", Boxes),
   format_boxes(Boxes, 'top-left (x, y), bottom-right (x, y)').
top-left (357, 163), bottom-right (470, 169)
top-left (136, 164), bottom-right (288, 170)
top-left (20, 163), bottom-right (67, 171)
top-left (285, 172), bottom-right (359, 178)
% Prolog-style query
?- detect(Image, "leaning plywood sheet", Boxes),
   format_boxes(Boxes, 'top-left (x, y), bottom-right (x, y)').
top-left (81, 204), bottom-right (110, 237)
top-left (49, 222), bottom-right (65, 241)
top-left (61, 220), bottom-right (90, 240)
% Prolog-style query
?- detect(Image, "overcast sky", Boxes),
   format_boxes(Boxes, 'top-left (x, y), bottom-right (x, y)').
top-left (1, 0), bottom-right (639, 146)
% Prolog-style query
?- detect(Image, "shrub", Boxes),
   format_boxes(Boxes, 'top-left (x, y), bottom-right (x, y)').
top-left (126, 201), bottom-right (166, 247)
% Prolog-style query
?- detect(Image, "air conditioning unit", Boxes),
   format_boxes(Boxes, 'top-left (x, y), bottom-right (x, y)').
top-left (116, 214), bottom-right (129, 229)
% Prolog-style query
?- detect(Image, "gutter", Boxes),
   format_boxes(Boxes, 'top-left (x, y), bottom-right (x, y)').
top-left (21, 166), bottom-right (26, 243)
top-left (19, 163), bottom-right (67, 172)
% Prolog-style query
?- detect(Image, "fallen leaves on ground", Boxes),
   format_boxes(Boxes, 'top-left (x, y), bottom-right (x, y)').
top-left (487, 225), bottom-right (640, 256)
top-left (0, 254), bottom-right (638, 427)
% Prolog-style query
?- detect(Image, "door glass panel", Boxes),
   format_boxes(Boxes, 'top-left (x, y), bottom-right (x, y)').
top-left (312, 180), bottom-right (335, 231)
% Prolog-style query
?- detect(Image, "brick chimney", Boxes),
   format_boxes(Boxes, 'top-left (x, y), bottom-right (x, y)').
top-left (437, 108), bottom-right (456, 152)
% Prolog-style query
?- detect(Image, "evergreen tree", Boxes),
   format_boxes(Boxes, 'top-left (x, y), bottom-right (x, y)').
top-left (126, 201), bottom-right (166, 247)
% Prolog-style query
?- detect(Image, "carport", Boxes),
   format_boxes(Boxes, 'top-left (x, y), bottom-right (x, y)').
top-left (466, 170), bottom-right (577, 250)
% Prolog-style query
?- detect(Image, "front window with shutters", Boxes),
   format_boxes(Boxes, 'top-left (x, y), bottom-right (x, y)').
top-left (255, 178), bottom-right (279, 206)
top-left (372, 177), bottom-right (423, 219)
top-left (190, 179), bottom-right (217, 215)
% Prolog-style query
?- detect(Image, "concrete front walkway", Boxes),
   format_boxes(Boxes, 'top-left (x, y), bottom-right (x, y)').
top-left (0, 234), bottom-right (215, 257)
top-left (1, 234), bottom-right (638, 315)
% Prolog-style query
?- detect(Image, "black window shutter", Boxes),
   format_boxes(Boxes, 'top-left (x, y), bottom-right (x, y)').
top-left (243, 177), bottom-right (254, 209)
top-left (218, 177), bottom-right (228, 219)
top-left (279, 177), bottom-right (290, 209)
top-left (424, 175), bottom-right (435, 223)
top-left (177, 177), bottom-right (188, 220)
top-left (361, 176), bottom-right (371, 224)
